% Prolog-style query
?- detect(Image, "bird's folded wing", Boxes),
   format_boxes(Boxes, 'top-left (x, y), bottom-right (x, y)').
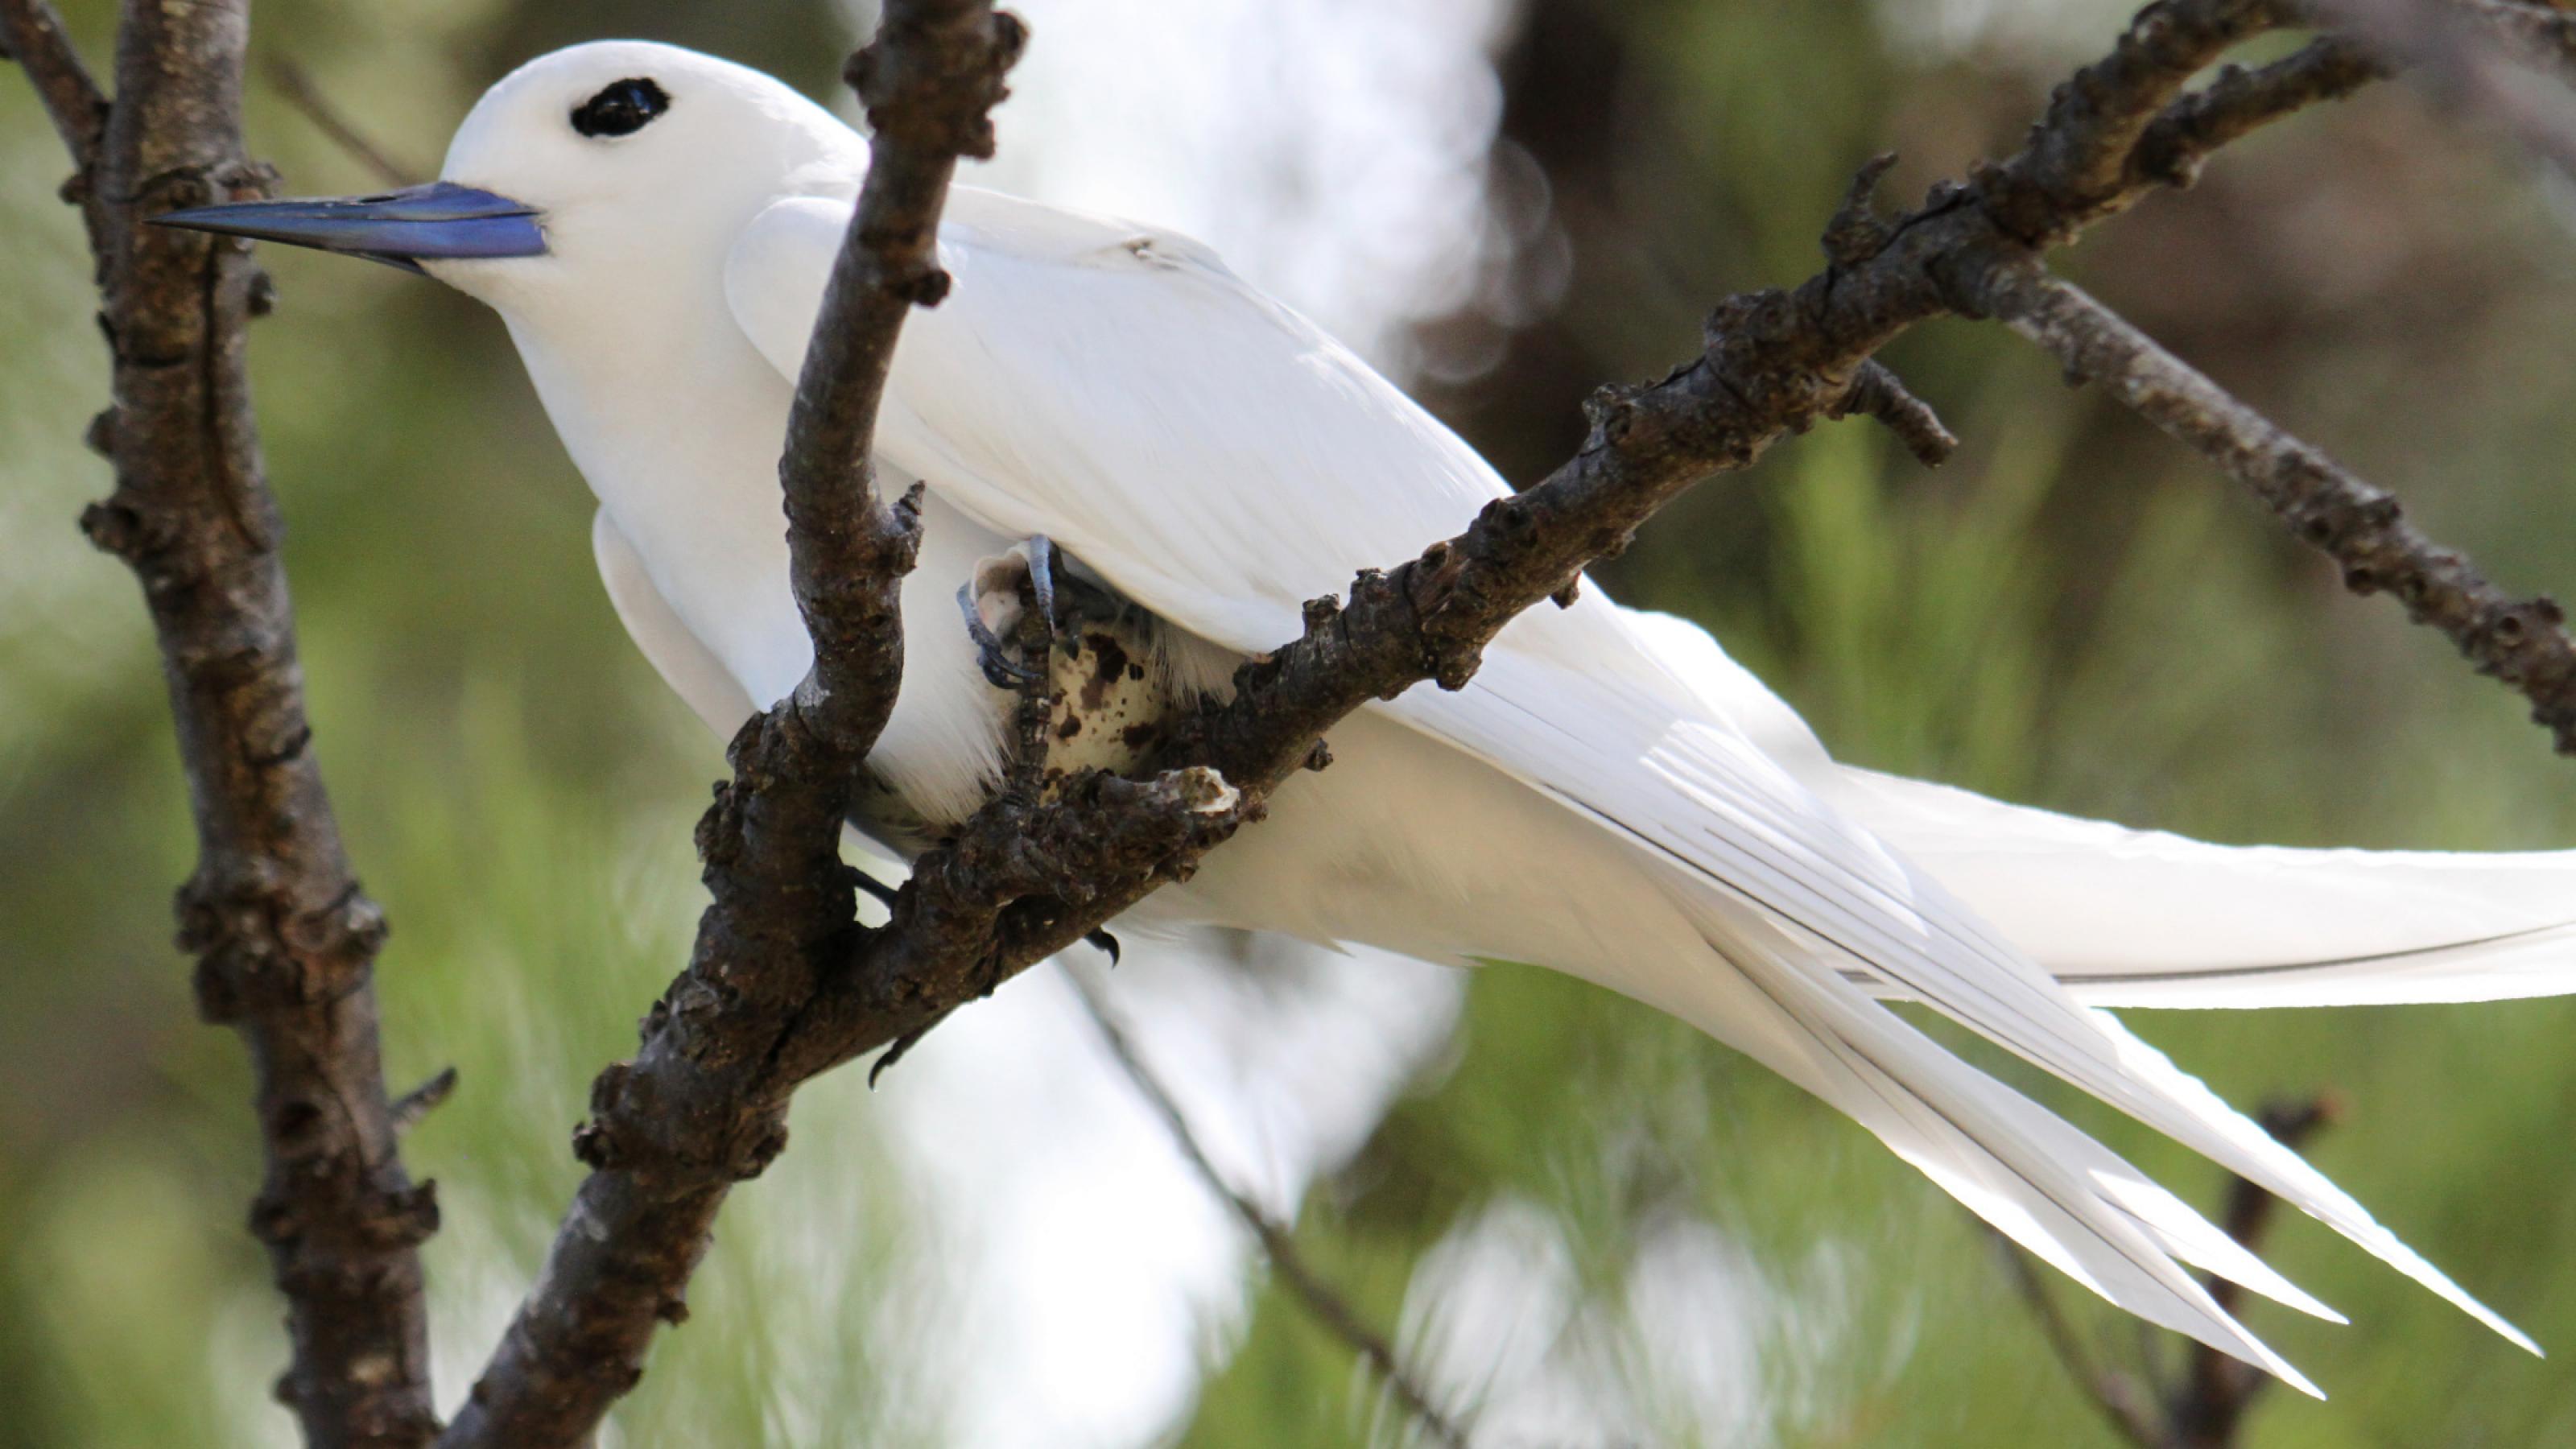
top-left (724, 190), bottom-right (1513, 656)
top-left (720, 189), bottom-right (2526, 1352)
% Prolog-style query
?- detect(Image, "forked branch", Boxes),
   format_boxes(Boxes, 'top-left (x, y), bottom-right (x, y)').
top-left (18, 1), bottom-right (2576, 1445)
top-left (459, 2), bottom-right (2576, 1440)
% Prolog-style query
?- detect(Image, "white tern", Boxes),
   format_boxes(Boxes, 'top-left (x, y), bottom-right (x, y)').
top-left (163, 40), bottom-right (2576, 1389)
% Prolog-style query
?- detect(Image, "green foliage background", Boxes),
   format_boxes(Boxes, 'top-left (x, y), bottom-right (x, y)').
top-left (6, 1), bottom-right (2576, 1443)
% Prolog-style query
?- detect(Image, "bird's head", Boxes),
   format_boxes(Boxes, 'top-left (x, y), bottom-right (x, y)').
top-left (157, 41), bottom-right (861, 313)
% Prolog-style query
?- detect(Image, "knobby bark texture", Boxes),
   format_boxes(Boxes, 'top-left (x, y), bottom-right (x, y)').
top-left (435, 3), bottom-right (1028, 1445)
top-left (0, 2), bottom-right (439, 1447)
top-left (1991, 270), bottom-right (2576, 746)
top-left (19, 1), bottom-right (2576, 1445)
top-left (448, 2), bottom-right (2576, 1444)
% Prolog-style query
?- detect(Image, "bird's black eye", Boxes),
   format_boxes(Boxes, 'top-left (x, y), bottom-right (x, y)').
top-left (571, 78), bottom-right (670, 138)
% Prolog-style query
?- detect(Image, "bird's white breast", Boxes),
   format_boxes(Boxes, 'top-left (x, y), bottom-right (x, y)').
top-left (500, 293), bottom-right (1040, 831)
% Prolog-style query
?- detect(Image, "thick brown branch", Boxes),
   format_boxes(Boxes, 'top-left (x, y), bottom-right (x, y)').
top-left (4, 0), bottom-right (440, 1443)
top-left (435, 5), bottom-right (1025, 1446)
top-left (1984, 267), bottom-right (2576, 751)
top-left (1071, 973), bottom-right (1474, 1449)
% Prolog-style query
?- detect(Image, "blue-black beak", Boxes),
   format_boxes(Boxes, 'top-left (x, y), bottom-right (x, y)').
top-left (153, 180), bottom-right (546, 274)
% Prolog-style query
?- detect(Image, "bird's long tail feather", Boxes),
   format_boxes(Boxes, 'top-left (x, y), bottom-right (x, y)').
top-left (1834, 768), bottom-right (2576, 1009)
top-left (1428, 607), bottom-right (2545, 1391)
top-left (1608, 906), bottom-right (2330, 1393)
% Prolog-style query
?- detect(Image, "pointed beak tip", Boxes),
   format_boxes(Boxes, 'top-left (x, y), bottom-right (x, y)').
top-left (143, 181), bottom-right (547, 266)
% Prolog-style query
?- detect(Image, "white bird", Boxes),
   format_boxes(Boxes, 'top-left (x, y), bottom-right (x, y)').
top-left (163, 39), bottom-right (2576, 1391)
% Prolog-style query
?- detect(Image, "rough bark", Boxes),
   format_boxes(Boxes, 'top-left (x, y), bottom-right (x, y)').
top-left (1, 1), bottom-right (439, 1445)
top-left (454, 4), bottom-right (2576, 1442)
top-left (434, 4), bottom-right (1027, 1445)
top-left (1989, 268), bottom-right (2576, 748)
top-left (18, 0), bottom-right (2576, 1443)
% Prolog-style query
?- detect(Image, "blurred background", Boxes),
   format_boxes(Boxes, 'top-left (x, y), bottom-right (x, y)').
top-left (8, 0), bottom-right (2576, 1443)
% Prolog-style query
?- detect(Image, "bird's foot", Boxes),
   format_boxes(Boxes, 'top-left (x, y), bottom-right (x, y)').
top-left (961, 535), bottom-right (1063, 688)
top-left (956, 580), bottom-right (1042, 688)
top-left (1086, 927), bottom-right (1122, 965)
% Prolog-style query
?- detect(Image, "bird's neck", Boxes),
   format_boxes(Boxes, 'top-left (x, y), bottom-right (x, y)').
top-left (501, 299), bottom-right (813, 708)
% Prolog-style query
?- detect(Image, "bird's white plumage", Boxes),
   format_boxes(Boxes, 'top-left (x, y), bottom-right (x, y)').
top-left (417, 40), bottom-right (2576, 1389)
top-left (592, 508), bottom-right (755, 736)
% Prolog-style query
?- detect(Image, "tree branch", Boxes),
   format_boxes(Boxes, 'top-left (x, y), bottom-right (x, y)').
top-left (4, 2), bottom-right (440, 1444)
top-left (1996, 1240), bottom-right (2165, 1447)
top-left (1, 0), bottom-right (110, 251)
top-left (2129, 35), bottom-right (2389, 188)
top-left (262, 54), bottom-right (416, 186)
top-left (0, 0), bottom-right (105, 164)
top-left (14, 0), bottom-right (2560, 1439)
top-left (448, 3), bottom-right (2467, 1439)
top-left (435, 5), bottom-right (1026, 1446)
top-left (1984, 267), bottom-right (2576, 750)
top-left (1068, 971), bottom-right (1473, 1449)
top-left (2167, 1099), bottom-right (2336, 1449)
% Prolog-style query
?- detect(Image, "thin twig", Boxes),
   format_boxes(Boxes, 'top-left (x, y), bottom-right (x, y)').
top-left (1996, 1238), bottom-right (2165, 1447)
top-left (390, 1066), bottom-right (460, 1136)
top-left (0, 0), bottom-right (106, 165)
top-left (2167, 1099), bottom-right (2337, 1449)
top-left (448, 6), bottom-right (2435, 1439)
top-left (262, 55), bottom-right (419, 186)
top-left (2000, 1098), bottom-right (2338, 1449)
top-left (1068, 970), bottom-right (1474, 1449)
top-left (1984, 266), bottom-right (2576, 751)
top-left (1979, 0), bottom-right (2304, 242)
top-left (2129, 35), bottom-right (2389, 188)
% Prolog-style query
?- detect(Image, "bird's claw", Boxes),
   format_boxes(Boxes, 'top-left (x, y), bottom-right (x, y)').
top-left (956, 579), bottom-right (1045, 687)
top-left (846, 861), bottom-right (902, 909)
top-left (1022, 533), bottom-right (1063, 654)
